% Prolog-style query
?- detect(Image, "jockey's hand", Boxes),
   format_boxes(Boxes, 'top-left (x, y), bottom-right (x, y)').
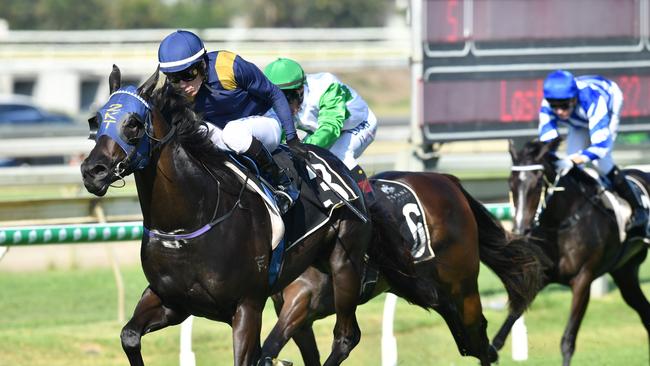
top-left (554, 156), bottom-right (575, 175)
top-left (287, 138), bottom-right (310, 160)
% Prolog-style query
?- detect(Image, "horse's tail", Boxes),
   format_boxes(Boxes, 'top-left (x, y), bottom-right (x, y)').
top-left (451, 178), bottom-right (549, 314)
top-left (366, 197), bottom-right (438, 310)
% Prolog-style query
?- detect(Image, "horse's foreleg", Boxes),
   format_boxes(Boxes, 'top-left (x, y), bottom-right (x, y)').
top-left (490, 311), bottom-right (521, 351)
top-left (293, 325), bottom-right (322, 366)
top-left (262, 283), bottom-right (316, 363)
top-left (323, 243), bottom-right (362, 366)
top-left (561, 271), bottom-right (593, 366)
top-left (232, 298), bottom-right (264, 366)
top-left (610, 251), bottom-right (650, 360)
top-left (121, 286), bottom-right (188, 366)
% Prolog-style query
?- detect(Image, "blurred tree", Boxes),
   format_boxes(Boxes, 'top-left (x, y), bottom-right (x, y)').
top-left (0, 0), bottom-right (391, 29)
top-left (247, 0), bottom-right (392, 27)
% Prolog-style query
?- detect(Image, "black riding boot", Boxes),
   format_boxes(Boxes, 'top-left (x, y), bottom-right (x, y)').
top-left (607, 166), bottom-right (650, 239)
top-left (243, 138), bottom-right (299, 214)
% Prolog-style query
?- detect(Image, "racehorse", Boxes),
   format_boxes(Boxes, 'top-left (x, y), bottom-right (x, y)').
top-left (260, 171), bottom-right (547, 365)
top-left (80, 66), bottom-right (427, 366)
top-left (492, 138), bottom-right (650, 365)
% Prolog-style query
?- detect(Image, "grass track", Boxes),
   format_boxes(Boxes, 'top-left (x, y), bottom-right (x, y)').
top-left (0, 260), bottom-right (648, 365)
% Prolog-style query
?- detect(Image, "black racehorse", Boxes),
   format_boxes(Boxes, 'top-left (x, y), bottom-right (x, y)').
top-left (260, 171), bottom-right (547, 365)
top-left (492, 138), bottom-right (650, 365)
top-left (80, 66), bottom-right (430, 366)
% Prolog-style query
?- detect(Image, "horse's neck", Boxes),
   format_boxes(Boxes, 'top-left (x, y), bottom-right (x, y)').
top-left (136, 143), bottom-right (220, 231)
top-left (540, 176), bottom-right (597, 229)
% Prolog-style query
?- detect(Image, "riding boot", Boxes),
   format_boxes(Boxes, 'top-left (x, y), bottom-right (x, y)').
top-left (349, 164), bottom-right (375, 205)
top-left (607, 166), bottom-right (650, 239)
top-left (243, 138), bottom-right (299, 215)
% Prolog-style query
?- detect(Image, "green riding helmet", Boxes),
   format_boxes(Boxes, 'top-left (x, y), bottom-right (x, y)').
top-left (264, 58), bottom-right (305, 90)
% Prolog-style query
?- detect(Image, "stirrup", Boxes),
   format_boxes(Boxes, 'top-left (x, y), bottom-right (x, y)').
top-left (274, 190), bottom-right (294, 215)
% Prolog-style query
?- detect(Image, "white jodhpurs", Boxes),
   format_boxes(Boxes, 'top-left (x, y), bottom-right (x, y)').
top-left (329, 110), bottom-right (378, 170)
top-left (204, 115), bottom-right (282, 154)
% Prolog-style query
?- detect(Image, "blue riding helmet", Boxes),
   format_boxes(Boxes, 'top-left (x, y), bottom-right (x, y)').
top-left (158, 30), bottom-right (207, 73)
top-left (543, 70), bottom-right (578, 100)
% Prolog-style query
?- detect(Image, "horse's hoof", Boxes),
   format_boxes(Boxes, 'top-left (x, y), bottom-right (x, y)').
top-left (272, 359), bottom-right (293, 366)
top-left (259, 357), bottom-right (293, 366)
top-left (488, 344), bottom-right (499, 363)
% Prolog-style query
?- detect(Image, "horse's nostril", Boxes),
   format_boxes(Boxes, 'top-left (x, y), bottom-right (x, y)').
top-left (91, 164), bottom-right (108, 177)
top-left (82, 162), bottom-right (108, 179)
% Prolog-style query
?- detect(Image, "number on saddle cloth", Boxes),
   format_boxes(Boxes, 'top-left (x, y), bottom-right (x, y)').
top-left (371, 178), bottom-right (434, 262)
top-left (227, 146), bottom-right (366, 286)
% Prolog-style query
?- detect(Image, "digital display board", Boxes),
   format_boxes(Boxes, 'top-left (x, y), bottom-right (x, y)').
top-left (420, 0), bottom-right (650, 142)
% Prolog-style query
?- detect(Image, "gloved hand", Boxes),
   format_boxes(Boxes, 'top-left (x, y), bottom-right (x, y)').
top-left (287, 138), bottom-right (310, 160)
top-left (554, 156), bottom-right (575, 175)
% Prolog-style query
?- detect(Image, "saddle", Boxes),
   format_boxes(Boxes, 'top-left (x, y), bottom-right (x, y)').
top-left (583, 168), bottom-right (650, 243)
top-left (225, 145), bottom-right (363, 286)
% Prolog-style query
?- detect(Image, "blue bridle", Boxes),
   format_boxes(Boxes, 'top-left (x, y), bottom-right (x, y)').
top-left (91, 86), bottom-right (152, 173)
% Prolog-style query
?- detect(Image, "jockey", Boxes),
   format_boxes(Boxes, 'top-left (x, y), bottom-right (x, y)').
top-left (539, 69), bottom-right (649, 239)
top-left (157, 30), bottom-right (303, 214)
top-left (263, 58), bottom-right (377, 196)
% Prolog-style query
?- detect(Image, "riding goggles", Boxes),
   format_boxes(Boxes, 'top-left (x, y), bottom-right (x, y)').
top-left (547, 98), bottom-right (573, 110)
top-left (165, 65), bottom-right (200, 84)
top-left (282, 88), bottom-right (304, 105)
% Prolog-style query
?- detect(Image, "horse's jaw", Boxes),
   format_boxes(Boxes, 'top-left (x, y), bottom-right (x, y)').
top-left (80, 165), bottom-right (114, 197)
top-left (83, 181), bottom-right (110, 197)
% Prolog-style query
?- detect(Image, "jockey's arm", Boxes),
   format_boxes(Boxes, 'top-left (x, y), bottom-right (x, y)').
top-left (538, 100), bottom-right (560, 143)
top-left (303, 83), bottom-right (349, 149)
top-left (234, 55), bottom-right (297, 141)
top-left (578, 95), bottom-right (613, 164)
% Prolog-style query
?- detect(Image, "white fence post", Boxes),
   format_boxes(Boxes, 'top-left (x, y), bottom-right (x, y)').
top-left (381, 293), bottom-right (398, 366)
top-left (590, 276), bottom-right (609, 298)
top-left (180, 316), bottom-right (196, 366)
top-left (511, 316), bottom-right (528, 361)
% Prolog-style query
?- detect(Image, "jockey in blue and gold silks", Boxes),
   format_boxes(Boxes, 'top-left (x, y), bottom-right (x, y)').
top-left (539, 69), bottom-right (649, 239)
top-left (158, 30), bottom-right (304, 214)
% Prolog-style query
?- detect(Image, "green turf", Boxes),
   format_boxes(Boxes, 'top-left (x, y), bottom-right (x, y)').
top-left (0, 260), bottom-right (648, 365)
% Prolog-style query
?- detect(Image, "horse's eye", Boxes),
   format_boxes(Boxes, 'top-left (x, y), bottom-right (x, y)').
top-left (122, 115), bottom-right (145, 145)
top-left (125, 116), bottom-right (143, 129)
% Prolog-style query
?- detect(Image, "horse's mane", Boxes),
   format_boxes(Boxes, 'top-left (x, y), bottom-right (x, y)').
top-left (151, 84), bottom-right (226, 164)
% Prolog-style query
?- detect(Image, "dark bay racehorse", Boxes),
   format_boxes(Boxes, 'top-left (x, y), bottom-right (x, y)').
top-left (80, 66), bottom-right (402, 366)
top-left (492, 139), bottom-right (650, 365)
top-left (261, 171), bottom-right (547, 365)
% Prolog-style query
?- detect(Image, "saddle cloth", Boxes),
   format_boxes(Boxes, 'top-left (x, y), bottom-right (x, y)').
top-left (225, 147), bottom-right (361, 285)
top-left (370, 178), bottom-right (435, 262)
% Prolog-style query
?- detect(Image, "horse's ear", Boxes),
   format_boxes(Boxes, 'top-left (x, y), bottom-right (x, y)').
top-left (548, 136), bottom-right (562, 151)
top-left (536, 138), bottom-right (561, 161)
top-left (109, 65), bottom-right (121, 94)
top-left (138, 66), bottom-right (160, 98)
top-left (508, 139), bottom-right (518, 161)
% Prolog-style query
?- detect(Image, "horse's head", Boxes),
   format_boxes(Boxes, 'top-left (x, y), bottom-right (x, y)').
top-left (508, 138), bottom-right (561, 235)
top-left (81, 65), bottom-right (159, 196)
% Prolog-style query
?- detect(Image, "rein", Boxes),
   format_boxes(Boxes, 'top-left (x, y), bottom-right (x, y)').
top-left (142, 105), bottom-right (248, 242)
top-left (512, 163), bottom-right (613, 232)
top-left (143, 176), bottom-right (247, 241)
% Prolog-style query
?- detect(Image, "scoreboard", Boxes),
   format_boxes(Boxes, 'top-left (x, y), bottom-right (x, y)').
top-left (419, 0), bottom-right (650, 142)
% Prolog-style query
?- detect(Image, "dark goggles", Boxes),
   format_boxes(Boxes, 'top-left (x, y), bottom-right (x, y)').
top-left (547, 98), bottom-right (573, 110)
top-left (282, 88), bottom-right (304, 104)
top-left (165, 66), bottom-right (200, 84)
